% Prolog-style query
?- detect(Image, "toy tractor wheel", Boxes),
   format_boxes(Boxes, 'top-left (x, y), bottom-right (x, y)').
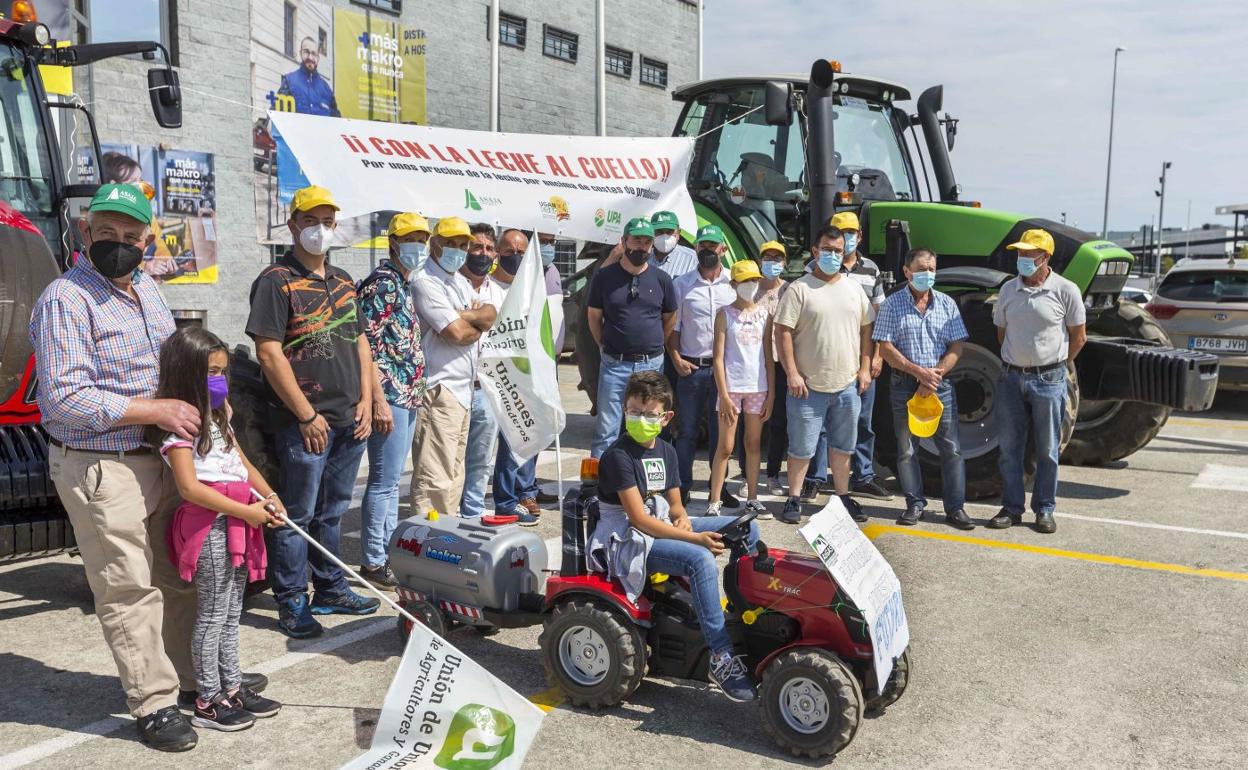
top-left (759, 649), bottom-right (864, 759)
top-left (397, 599), bottom-right (448, 644)
top-left (864, 648), bottom-right (911, 713)
top-left (539, 598), bottom-right (646, 708)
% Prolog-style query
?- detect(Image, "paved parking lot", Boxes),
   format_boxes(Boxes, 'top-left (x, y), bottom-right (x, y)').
top-left (2, 365), bottom-right (1245, 769)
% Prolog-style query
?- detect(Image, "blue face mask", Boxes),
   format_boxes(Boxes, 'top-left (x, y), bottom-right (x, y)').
top-left (909, 270), bottom-right (936, 292)
top-left (1017, 256), bottom-right (1040, 277)
top-left (439, 246), bottom-right (468, 273)
top-left (817, 249), bottom-right (842, 275)
top-left (540, 243), bottom-right (557, 266)
top-left (761, 260), bottom-right (784, 279)
top-left (395, 241), bottom-right (427, 271)
top-left (843, 233), bottom-right (859, 255)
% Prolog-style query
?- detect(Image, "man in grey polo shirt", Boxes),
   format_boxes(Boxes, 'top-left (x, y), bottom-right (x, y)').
top-left (990, 228), bottom-right (1087, 534)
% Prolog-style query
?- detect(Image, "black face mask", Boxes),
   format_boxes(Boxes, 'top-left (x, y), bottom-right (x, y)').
top-left (88, 240), bottom-right (144, 279)
top-left (465, 252), bottom-right (494, 276)
top-left (499, 252), bottom-right (523, 276)
top-left (625, 248), bottom-right (649, 267)
top-left (697, 247), bottom-right (720, 269)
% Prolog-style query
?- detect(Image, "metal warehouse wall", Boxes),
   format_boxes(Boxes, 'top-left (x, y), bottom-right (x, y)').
top-left (82, 0), bottom-right (698, 348)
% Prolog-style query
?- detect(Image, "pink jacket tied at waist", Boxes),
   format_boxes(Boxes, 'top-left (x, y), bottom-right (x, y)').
top-left (168, 480), bottom-right (267, 582)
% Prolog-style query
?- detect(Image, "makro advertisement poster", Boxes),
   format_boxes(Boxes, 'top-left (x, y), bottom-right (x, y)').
top-left (250, 0), bottom-right (427, 244)
top-left (76, 144), bottom-right (219, 284)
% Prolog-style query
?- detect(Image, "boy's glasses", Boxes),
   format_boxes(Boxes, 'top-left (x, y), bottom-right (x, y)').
top-left (625, 410), bottom-right (665, 422)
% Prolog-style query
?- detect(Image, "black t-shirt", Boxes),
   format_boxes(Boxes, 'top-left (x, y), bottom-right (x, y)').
top-left (245, 251), bottom-right (364, 428)
top-left (598, 435), bottom-right (681, 505)
top-left (587, 262), bottom-right (677, 356)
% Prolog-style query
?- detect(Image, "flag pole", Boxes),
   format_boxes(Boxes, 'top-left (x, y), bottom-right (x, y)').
top-left (554, 430), bottom-right (564, 505)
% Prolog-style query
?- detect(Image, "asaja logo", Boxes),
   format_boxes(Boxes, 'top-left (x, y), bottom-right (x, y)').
top-left (464, 189), bottom-right (503, 211)
top-left (107, 186), bottom-right (138, 204)
top-left (433, 703), bottom-right (516, 770)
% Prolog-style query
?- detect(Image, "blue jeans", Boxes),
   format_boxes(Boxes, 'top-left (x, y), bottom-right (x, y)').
top-left (810, 379), bottom-right (877, 485)
top-left (591, 351), bottom-right (664, 458)
top-left (646, 516), bottom-right (760, 656)
top-left (675, 365), bottom-right (719, 493)
top-left (360, 404), bottom-right (418, 568)
top-left (271, 423), bottom-right (367, 604)
top-left (889, 376), bottom-right (965, 513)
top-left (460, 387), bottom-right (498, 518)
top-left (786, 383), bottom-right (860, 460)
top-left (494, 434), bottom-right (538, 514)
top-left (998, 367), bottom-right (1066, 515)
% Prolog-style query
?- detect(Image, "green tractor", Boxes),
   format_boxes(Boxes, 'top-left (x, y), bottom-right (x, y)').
top-left (577, 59), bottom-right (1218, 498)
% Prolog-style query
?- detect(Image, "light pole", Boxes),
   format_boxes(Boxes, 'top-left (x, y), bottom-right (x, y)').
top-left (1100, 46), bottom-right (1126, 239)
top-left (1154, 161), bottom-right (1171, 284)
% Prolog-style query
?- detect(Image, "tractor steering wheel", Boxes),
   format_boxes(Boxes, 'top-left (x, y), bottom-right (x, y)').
top-left (717, 509), bottom-right (759, 544)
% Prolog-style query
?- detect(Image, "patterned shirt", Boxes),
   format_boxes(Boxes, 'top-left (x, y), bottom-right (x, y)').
top-left (755, 279), bottom-right (789, 362)
top-left (357, 260), bottom-right (425, 410)
top-left (872, 287), bottom-right (968, 369)
top-left (246, 252), bottom-right (363, 428)
top-left (30, 261), bottom-right (175, 451)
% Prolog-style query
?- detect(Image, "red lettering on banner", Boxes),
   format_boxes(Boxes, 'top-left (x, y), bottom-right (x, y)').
top-left (431, 144), bottom-right (450, 162)
top-left (548, 155), bottom-right (569, 177)
top-left (466, 148), bottom-right (485, 167)
top-left (577, 156), bottom-right (596, 179)
top-left (446, 146), bottom-right (468, 164)
top-left (386, 139), bottom-right (411, 158)
top-left (605, 157), bottom-right (623, 179)
top-left (402, 141), bottom-right (431, 160)
top-left (369, 137), bottom-right (393, 156)
top-left (640, 158), bottom-right (657, 179)
top-left (659, 157), bottom-right (671, 182)
top-left (341, 134), bottom-right (368, 154)
top-left (515, 153), bottom-right (541, 174)
top-left (627, 158), bottom-right (643, 179)
top-left (493, 152), bottom-right (516, 172)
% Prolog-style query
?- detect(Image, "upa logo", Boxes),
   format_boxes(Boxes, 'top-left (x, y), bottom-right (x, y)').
top-left (433, 703), bottom-right (516, 770)
top-left (594, 208), bottom-right (623, 230)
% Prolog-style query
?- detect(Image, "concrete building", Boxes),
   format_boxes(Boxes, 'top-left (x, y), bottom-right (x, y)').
top-left (71, 0), bottom-right (700, 347)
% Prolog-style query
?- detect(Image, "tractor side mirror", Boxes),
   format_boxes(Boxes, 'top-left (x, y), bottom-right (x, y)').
top-left (764, 81), bottom-right (793, 126)
top-left (944, 114), bottom-right (958, 152)
top-left (147, 66), bottom-right (182, 128)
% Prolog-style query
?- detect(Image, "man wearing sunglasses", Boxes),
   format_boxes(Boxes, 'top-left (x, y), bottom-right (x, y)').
top-left (587, 217), bottom-right (678, 458)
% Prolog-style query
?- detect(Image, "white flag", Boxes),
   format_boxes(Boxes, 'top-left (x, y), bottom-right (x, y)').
top-left (478, 233), bottom-right (566, 463)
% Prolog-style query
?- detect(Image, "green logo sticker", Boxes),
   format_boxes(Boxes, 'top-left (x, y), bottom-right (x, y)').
top-left (464, 189), bottom-right (482, 211)
top-left (433, 704), bottom-right (516, 770)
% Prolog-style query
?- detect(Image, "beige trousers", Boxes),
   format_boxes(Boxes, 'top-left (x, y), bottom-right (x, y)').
top-left (410, 383), bottom-right (471, 516)
top-left (49, 446), bottom-right (196, 717)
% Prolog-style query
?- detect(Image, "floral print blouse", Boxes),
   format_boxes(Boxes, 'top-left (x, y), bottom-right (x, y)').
top-left (357, 260), bottom-right (425, 409)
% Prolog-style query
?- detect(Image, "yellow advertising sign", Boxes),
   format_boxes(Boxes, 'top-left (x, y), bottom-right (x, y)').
top-left (333, 7), bottom-right (426, 125)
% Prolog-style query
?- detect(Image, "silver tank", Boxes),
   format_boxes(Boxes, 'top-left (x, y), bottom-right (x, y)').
top-left (388, 513), bottom-right (549, 617)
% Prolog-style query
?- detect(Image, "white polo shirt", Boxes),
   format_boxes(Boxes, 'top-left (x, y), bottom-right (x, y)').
top-left (993, 270), bottom-right (1086, 367)
top-left (411, 259), bottom-right (478, 409)
top-left (672, 267), bottom-right (735, 359)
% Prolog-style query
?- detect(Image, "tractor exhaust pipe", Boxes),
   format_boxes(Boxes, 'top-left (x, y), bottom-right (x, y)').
top-left (917, 86), bottom-right (958, 202)
top-left (805, 59), bottom-right (839, 235)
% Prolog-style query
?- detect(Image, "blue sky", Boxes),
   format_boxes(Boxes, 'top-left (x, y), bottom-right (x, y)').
top-left (701, 0), bottom-right (1246, 235)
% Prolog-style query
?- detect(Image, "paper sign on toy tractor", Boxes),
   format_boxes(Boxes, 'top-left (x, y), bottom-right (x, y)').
top-left (798, 498), bottom-right (910, 694)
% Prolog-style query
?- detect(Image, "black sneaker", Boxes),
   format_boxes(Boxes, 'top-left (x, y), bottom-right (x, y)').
top-left (137, 705), bottom-right (198, 751)
top-left (800, 479), bottom-right (820, 502)
top-left (360, 563), bottom-right (398, 592)
top-left (231, 687), bottom-right (282, 718)
top-left (744, 499), bottom-right (773, 521)
top-left (310, 589), bottom-right (381, 616)
top-left (179, 672), bottom-right (268, 711)
top-left (720, 486), bottom-right (741, 510)
top-left (897, 504), bottom-right (924, 526)
top-left (840, 494), bottom-right (869, 523)
top-left (191, 696), bottom-right (255, 732)
top-left (851, 479), bottom-right (894, 501)
top-left (709, 653), bottom-right (757, 703)
top-left (779, 496), bottom-right (802, 524)
top-left (277, 594), bottom-right (324, 638)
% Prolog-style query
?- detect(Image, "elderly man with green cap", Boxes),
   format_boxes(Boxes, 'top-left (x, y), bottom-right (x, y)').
top-left (648, 209), bottom-right (697, 277)
top-left (30, 183), bottom-right (269, 750)
top-left (587, 216), bottom-right (679, 457)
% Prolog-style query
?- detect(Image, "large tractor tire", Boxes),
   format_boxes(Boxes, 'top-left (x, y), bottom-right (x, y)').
top-left (1061, 301), bottom-right (1171, 466)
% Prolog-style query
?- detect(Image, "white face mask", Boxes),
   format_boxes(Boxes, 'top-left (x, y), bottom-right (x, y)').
top-left (736, 282), bottom-right (759, 302)
top-left (653, 233), bottom-right (677, 254)
top-left (298, 223), bottom-right (335, 256)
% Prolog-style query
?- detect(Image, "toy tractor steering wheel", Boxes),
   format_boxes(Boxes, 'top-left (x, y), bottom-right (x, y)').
top-left (717, 509), bottom-right (759, 545)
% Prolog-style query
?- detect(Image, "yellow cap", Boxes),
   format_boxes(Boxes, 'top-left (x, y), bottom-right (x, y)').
top-left (435, 216), bottom-right (471, 240)
top-left (730, 259), bottom-right (762, 282)
top-left (907, 393), bottom-right (944, 438)
top-left (388, 212), bottom-right (430, 237)
top-left (830, 211), bottom-right (860, 231)
top-left (759, 240), bottom-right (787, 258)
top-left (1005, 228), bottom-right (1055, 256)
top-left (291, 185), bottom-right (339, 213)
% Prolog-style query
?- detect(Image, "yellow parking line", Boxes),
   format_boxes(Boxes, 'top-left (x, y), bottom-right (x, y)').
top-left (528, 686), bottom-right (565, 712)
top-left (862, 524), bottom-right (1248, 583)
top-left (1167, 417), bottom-right (1248, 431)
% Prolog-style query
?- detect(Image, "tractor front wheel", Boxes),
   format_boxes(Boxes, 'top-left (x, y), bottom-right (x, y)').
top-left (758, 648), bottom-right (864, 758)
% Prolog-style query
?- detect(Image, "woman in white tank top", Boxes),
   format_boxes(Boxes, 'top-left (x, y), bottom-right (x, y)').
top-left (708, 260), bottom-right (775, 517)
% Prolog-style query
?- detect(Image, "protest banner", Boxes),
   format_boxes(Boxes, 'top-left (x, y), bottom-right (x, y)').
top-left (267, 110), bottom-right (697, 245)
top-left (478, 235), bottom-right (566, 463)
top-left (798, 499), bottom-right (910, 694)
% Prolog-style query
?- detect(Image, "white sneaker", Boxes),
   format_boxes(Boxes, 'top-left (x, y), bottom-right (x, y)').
top-left (767, 476), bottom-right (786, 497)
top-left (705, 500), bottom-right (723, 517)
top-left (745, 500), bottom-right (772, 521)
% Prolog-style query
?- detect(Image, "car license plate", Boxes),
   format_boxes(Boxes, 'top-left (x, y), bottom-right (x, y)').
top-left (1188, 336), bottom-right (1248, 353)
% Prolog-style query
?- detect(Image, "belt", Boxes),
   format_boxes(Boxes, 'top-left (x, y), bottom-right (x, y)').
top-left (602, 348), bottom-right (664, 363)
top-left (49, 436), bottom-right (152, 456)
top-left (1003, 361), bottom-right (1066, 375)
top-left (682, 356), bottom-right (714, 368)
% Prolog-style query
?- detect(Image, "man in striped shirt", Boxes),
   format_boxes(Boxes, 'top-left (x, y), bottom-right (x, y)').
top-left (31, 184), bottom-right (205, 751)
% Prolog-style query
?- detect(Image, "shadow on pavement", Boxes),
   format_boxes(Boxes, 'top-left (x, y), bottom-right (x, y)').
top-left (0, 559), bottom-right (94, 622)
top-left (1055, 480), bottom-right (1130, 500)
top-left (1147, 436), bottom-right (1248, 454)
top-left (0, 652), bottom-right (125, 733)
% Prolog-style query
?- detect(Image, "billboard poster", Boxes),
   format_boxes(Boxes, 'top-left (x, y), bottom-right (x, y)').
top-left (250, 0), bottom-right (427, 244)
top-left (76, 143), bottom-right (219, 284)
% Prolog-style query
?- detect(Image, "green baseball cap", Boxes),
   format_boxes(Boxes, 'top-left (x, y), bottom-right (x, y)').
top-left (89, 183), bottom-right (153, 224)
top-left (695, 224), bottom-right (725, 244)
top-left (624, 217), bottom-right (655, 238)
top-left (650, 210), bottom-right (680, 231)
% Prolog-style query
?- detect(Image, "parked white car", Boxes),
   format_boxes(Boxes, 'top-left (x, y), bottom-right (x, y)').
top-left (1146, 257), bottom-right (1248, 390)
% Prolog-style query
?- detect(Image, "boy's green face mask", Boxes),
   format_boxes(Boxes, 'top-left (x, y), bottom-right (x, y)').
top-left (625, 415), bottom-right (664, 443)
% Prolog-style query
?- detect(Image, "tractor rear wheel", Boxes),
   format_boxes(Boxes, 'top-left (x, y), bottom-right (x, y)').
top-left (1062, 301), bottom-right (1172, 466)
top-left (539, 598), bottom-right (646, 708)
